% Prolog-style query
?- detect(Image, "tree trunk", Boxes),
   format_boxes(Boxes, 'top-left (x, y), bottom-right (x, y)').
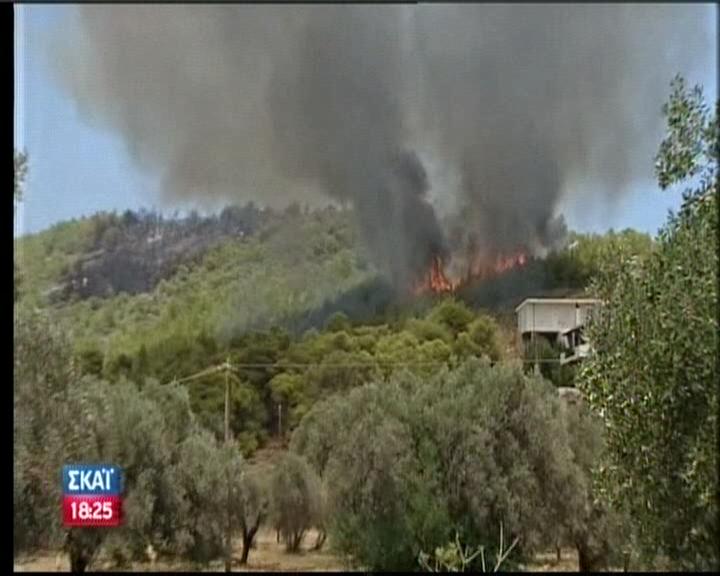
top-left (576, 537), bottom-right (608, 572)
top-left (224, 504), bottom-right (232, 572)
top-left (287, 529), bottom-right (305, 553)
top-left (240, 534), bottom-right (252, 565)
top-left (577, 540), bottom-right (590, 572)
top-left (240, 521), bottom-right (261, 565)
top-left (69, 553), bottom-right (88, 574)
top-left (556, 544), bottom-right (562, 564)
top-left (66, 529), bottom-right (101, 574)
top-left (312, 530), bottom-right (327, 551)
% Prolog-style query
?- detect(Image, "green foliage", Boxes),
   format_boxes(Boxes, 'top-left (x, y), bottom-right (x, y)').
top-left (655, 75), bottom-right (717, 191)
top-left (426, 298), bottom-right (475, 336)
top-left (233, 470), bottom-right (270, 564)
top-left (14, 206), bottom-right (372, 351)
top-left (544, 229), bottom-right (654, 290)
top-left (269, 372), bottom-right (309, 431)
top-left (292, 359), bottom-right (604, 571)
top-left (15, 217), bottom-right (97, 309)
top-left (325, 311), bottom-right (352, 332)
top-left (14, 311), bottom-right (77, 553)
top-left (76, 348), bottom-right (105, 377)
top-left (14, 149), bottom-right (29, 300)
top-left (270, 453), bottom-right (322, 553)
top-left (15, 198), bottom-right (657, 458)
top-left (454, 314), bottom-right (503, 361)
top-left (523, 337), bottom-right (576, 388)
top-left (578, 77), bottom-right (718, 570)
top-left (305, 349), bottom-right (380, 395)
top-left (13, 309), bottom-right (249, 569)
top-left (418, 525), bottom-right (519, 573)
top-left (14, 149), bottom-right (28, 203)
top-left (405, 317), bottom-right (453, 344)
top-left (169, 432), bottom-right (240, 564)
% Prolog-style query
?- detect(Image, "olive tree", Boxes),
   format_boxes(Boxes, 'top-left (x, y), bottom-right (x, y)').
top-left (13, 150), bottom-right (27, 301)
top-left (14, 149), bottom-right (28, 202)
top-left (270, 453), bottom-right (322, 552)
top-left (291, 359), bottom-right (606, 571)
top-left (234, 470), bottom-right (270, 565)
top-left (14, 310), bottom-right (248, 571)
top-left (14, 311), bottom-right (77, 554)
top-left (578, 76), bottom-right (718, 570)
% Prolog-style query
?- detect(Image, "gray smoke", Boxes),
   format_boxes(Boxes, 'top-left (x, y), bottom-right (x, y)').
top-left (50, 4), bottom-right (715, 286)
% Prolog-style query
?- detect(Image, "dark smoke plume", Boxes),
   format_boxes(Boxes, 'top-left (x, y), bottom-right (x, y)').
top-left (50, 4), bottom-right (715, 286)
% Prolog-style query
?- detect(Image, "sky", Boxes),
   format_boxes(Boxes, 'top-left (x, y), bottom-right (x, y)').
top-left (14, 4), bottom-right (718, 238)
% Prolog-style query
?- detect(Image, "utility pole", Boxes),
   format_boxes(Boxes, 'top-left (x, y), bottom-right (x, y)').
top-left (224, 357), bottom-right (232, 573)
top-left (224, 357), bottom-right (231, 444)
top-left (164, 359), bottom-right (238, 572)
top-left (533, 302), bottom-right (540, 375)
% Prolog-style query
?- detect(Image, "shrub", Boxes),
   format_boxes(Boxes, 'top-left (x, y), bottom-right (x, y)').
top-left (426, 298), bottom-right (475, 336)
top-left (454, 314), bottom-right (503, 361)
top-left (292, 359), bottom-right (605, 570)
top-left (325, 311), bottom-right (352, 332)
top-left (270, 453), bottom-right (322, 552)
top-left (14, 310), bottom-right (246, 571)
top-left (237, 470), bottom-right (270, 564)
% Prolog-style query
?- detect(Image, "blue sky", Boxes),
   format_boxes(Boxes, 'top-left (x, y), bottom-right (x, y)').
top-left (14, 5), bottom-right (718, 238)
top-left (14, 6), bottom-right (161, 238)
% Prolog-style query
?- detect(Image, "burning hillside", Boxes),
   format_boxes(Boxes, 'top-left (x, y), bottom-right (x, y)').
top-left (413, 250), bottom-right (529, 295)
top-left (52, 5), bottom-right (713, 292)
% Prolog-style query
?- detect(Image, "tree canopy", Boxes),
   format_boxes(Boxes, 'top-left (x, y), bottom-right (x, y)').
top-left (578, 76), bottom-right (718, 570)
top-left (291, 359), bottom-right (608, 571)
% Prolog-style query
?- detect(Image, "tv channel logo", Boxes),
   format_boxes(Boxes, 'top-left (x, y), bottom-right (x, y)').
top-left (62, 464), bottom-right (123, 527)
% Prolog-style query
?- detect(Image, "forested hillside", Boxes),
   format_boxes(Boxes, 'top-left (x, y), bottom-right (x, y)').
top-left (15, 202), bottom-right (654, 453)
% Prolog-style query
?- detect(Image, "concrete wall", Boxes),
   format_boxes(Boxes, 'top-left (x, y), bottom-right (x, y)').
top-left (517, 301), bottom-right (595, 334)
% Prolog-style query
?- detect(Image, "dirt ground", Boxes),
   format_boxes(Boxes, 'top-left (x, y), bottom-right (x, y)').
top-left (14, 529), bottom-right (350, 573)
top-left (523, 549), bottom-right (581, 572)
top-left (15, 532), bottom-right (584, 572)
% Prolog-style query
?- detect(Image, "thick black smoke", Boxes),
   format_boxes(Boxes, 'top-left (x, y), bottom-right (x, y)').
top-left (50, 4), bottom-right (715, 286)
top-left (265, 7), bottom-right (446, 287)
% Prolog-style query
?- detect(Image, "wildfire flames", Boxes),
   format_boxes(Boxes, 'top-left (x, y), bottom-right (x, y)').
top-left (413, 251), bottom-right (528, 295)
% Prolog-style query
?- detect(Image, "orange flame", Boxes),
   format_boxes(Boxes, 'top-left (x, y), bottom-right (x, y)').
top-left (413, 250), bottom-right (528, 295)
top-left (468, 251), bottom-right (528, 280)
top-left (413, 255), bottom-right (456, 295)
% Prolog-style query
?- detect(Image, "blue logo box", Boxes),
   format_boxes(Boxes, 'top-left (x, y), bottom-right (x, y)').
top-left (63, 464), bottom-right (123, 496)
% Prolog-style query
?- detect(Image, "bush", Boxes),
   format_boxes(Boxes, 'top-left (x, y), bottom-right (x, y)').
top-left (426, 298), bottom-right (475, 336)
top-left (405, 318), bottom-right (453, 344)
top-left (292, 359), bottom-right (605, 570)
top-left (14, 310), bottom-right (246, 571)
top-left (325, 311), bottom-right (352, 332)
top-left (270, 453), bottom-right (322, 552)
top-left (454, 314), bottom-right (503, 361)
top-left (14, 311), bottom-right (78, 553)
top-left (169, 431), bottom-right (228, 563)
top-left (234, 470), bottom-right (270, 564)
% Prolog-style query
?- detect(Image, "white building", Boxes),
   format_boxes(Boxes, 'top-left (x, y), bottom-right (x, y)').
top-left (515, 297), bottom-right (600, 365)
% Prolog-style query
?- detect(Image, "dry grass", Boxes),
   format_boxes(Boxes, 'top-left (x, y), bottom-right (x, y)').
top-left (522, 548), bottom-right (581, 572)
top-left (14, 529), bottom-right (353, 573)
top-left (15, 539), bottom-right (589, 572)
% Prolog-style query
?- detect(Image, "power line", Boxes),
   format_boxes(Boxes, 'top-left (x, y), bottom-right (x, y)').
top-left (166, 357), bottom-right (572, 385)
